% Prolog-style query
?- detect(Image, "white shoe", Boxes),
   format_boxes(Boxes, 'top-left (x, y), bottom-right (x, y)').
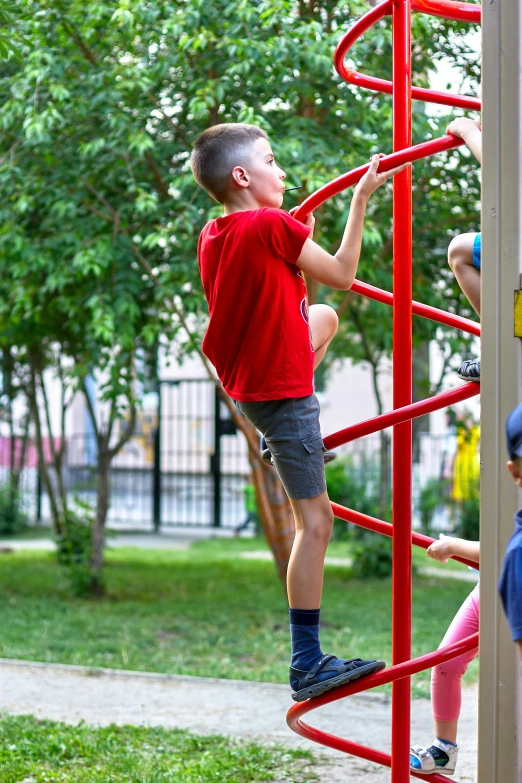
top-left (410, 739), bottom-right (458, 775)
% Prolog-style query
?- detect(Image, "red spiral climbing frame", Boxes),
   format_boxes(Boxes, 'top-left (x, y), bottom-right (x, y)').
top-left (287, 2), bottom-right (481, 781)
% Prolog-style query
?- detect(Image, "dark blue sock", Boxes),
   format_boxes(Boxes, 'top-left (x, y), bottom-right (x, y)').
top-left (289, 608), bottom-right (322, 671)
top-left (289, 608), bottom-right (323, 691)
top-left (289, 608), bottom-right (357, 692)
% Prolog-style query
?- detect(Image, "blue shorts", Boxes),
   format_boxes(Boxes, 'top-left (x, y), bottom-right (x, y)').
top-left (472, 233), bottom-right (481, 270)
top-left (234, 393), bottom-right (327, 500)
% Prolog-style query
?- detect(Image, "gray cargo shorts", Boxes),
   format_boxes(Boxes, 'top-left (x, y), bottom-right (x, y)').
top-left (234, 393), bottom-right (327, 500)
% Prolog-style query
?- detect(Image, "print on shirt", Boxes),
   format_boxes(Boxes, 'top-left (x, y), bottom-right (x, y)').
top-left (298, 270), bottom-right (314, 353)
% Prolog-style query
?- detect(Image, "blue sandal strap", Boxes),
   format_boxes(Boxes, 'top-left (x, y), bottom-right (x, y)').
top-left (290, 654), bottom-right (362, 688)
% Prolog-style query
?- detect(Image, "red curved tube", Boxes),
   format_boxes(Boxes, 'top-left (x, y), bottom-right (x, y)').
top-left (331, 502), bottom-right (480, 570)
top-left (334, 1), bottom-right (480, 110)
top-left (293, 134), bottom-right (465, 220)
top-left (351, 279), bottom-right (481, 337)
top-left (286, 2), bottom-right (482, 778)
top-left (323, 382), bottom-right (480, 449)
top-left (286, 631), bottom-right (479, 783)
top-left (412, 0), bottom-right (480, 23)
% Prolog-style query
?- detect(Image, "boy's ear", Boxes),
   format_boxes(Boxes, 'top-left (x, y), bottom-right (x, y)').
top-left (507, 460), bottom-right (522, 485)
top-left (231, 166), bottom-right (249, 188)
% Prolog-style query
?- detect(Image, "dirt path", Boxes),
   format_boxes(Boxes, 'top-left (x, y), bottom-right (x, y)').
top-left (0, 658), bottom-right (477, 782)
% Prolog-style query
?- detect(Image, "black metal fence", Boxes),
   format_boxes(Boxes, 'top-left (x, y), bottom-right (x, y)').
top-left (0, 379), bottom-right (478, 532)
top-left (0, 379), bottom-right (252, 531)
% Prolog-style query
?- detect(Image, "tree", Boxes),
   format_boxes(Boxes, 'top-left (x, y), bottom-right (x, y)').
top-left (0, 0), bottom-right (480, 588)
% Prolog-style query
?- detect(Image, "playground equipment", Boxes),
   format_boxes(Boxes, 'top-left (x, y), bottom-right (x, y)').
top-left (287, 1), bottom-right (483, 780)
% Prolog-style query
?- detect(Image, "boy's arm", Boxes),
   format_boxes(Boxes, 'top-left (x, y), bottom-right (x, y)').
top-left (446, 117), bottom-right (482, 164)
top-left (296, 155), bottom-right (409, 290)
top-left (427, 533), bottom-right (480, 565)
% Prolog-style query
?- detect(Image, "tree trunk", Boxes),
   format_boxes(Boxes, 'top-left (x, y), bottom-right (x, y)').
top-left (90, 449), bottom-right (110, 595)
top-left (379, 429), bottom-right (390, 520)
top-left (28, 371), bottom-right (63, 534)
top-left (263, 465), bottom-right (295, 587)
top-left (245, 419), bottom-right (295, 586)
top-left (366, 356), bottom-right (390, 520)
top-left (215, 387), bottom-right (296, 586)
top-left (412, 339), bottom-right (430, 463)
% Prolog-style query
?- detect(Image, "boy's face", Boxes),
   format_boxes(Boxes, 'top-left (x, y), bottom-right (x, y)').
top-left (233, 137), bottom-right (286, 208)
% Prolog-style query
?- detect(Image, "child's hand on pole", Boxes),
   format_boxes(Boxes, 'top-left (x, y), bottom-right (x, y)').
top-left (446, 116), bottom-right (481, 139)
top-left (356, 154), bottom-right (410, 199)
top-left (426, 533), bottom-right (454, 564)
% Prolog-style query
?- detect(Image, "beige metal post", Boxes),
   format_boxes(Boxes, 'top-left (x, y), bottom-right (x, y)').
top-left (478, 0), bottom-right (522, 781)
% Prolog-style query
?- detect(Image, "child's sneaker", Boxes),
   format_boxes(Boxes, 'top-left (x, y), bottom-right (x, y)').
top-left (410, 739), bottom-right (458, 775)
top-left (290, 654), bottom-right (385, 702)
top-left (457, 357), bottom-right (480, 382)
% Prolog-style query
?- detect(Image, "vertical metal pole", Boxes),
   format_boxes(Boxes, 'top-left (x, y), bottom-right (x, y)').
top-left (213, 386), bottom-right (222, 528)
top-left (479, 0), bottom-right (522, 780)
top-left (391, 1), bottom-right (412, 781)
top-left (152, 381), bottom-right (162, 533)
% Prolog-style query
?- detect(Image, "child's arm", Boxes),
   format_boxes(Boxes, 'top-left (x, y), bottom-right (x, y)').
top-left (295, 155), bottom-right (409, 290)
top-left (446, 117), bottom-right (482, 164)
top-left (427, 533), bottom-right (480, 565)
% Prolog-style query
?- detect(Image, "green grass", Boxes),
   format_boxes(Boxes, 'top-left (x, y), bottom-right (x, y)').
top-left (0, 714), bottom-right (316, 783)
top-left (195, 534), bottom-right (476, 574)
top-left (0, 540), bottom-right (478, 698)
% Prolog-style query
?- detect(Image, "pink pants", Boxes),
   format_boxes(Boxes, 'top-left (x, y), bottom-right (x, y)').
top-left (431, 583), bottom-right (479, 722)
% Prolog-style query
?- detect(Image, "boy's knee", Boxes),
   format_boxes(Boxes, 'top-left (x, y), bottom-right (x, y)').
top-left (320, 503), bottom-right (335, 533)
top-left (310, 303), bottom-right (338, 338)
top-left (448, 234), bottom-right (475, 273)
top-left (305, 502), bottom-right (334, 546)
top-left (313, 509), bottom-right (334, 546)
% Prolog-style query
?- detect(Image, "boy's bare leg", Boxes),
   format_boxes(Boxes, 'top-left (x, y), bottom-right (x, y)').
top-left (448, 233), bottom-right (481, 316)
top-left (287, 491), bottom-right (334, 608)
top-left (286, 489), bottom-right (385, 701)
top-left (286, 306), bottom-right (337, 607)
top-left (309, 304), bottom-right (338, 369)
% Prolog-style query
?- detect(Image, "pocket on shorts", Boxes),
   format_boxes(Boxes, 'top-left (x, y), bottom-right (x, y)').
top-left (301, 431), bottom-right (324, 454)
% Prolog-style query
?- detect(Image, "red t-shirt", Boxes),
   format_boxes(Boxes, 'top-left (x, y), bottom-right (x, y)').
top-left (198, 208), bottom-right (313, 401)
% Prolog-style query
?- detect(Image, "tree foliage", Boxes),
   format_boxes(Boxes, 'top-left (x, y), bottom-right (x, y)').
top-left (0, 0), bottom-right (481, 586)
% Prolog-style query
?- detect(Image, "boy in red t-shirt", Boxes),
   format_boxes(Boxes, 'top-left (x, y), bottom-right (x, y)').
top-left (191, 123), bottom-right (407, 702)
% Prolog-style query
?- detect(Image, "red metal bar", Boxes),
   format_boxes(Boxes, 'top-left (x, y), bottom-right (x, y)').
top-left (331, 502), bottom-right (480, 570)
top-left (351, 279), bottom-right (481, 337)
top-left (334, 0), bottom-right (480, 110)
top-left (285, 2), bottom-right (482, 777)
top-left (294, 135), bottom-right (465, 221)
top-left (391, 3), bottom-right (412, 779)
top-left (323, 382), bottom-right (479, 450)
top-left (412, 0), bottom-right (480, 23)
top-left (286, 631), bottom-right (479, 783)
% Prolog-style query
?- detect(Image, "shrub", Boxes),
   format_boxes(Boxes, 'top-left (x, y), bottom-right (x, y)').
top-left (351, 533), bottom-right (393, 579)
top-left (0, 483), bottom-right (28, 536)
top-left (55, 501), bottom-right (94, 595)
top-left (418, 477), bottom-right (451, 536)
top-left (325, 453), bottom-right (389, 540)
top-left (456, 492), bottom-right (480, 540)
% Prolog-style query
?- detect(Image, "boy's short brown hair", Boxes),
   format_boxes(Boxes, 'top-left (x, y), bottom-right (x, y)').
top-left (190, 123), bottom-right (267, 203)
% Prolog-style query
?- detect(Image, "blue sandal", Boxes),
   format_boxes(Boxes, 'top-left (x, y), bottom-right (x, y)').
top-left (290, 654), bottom-right (386, 702)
